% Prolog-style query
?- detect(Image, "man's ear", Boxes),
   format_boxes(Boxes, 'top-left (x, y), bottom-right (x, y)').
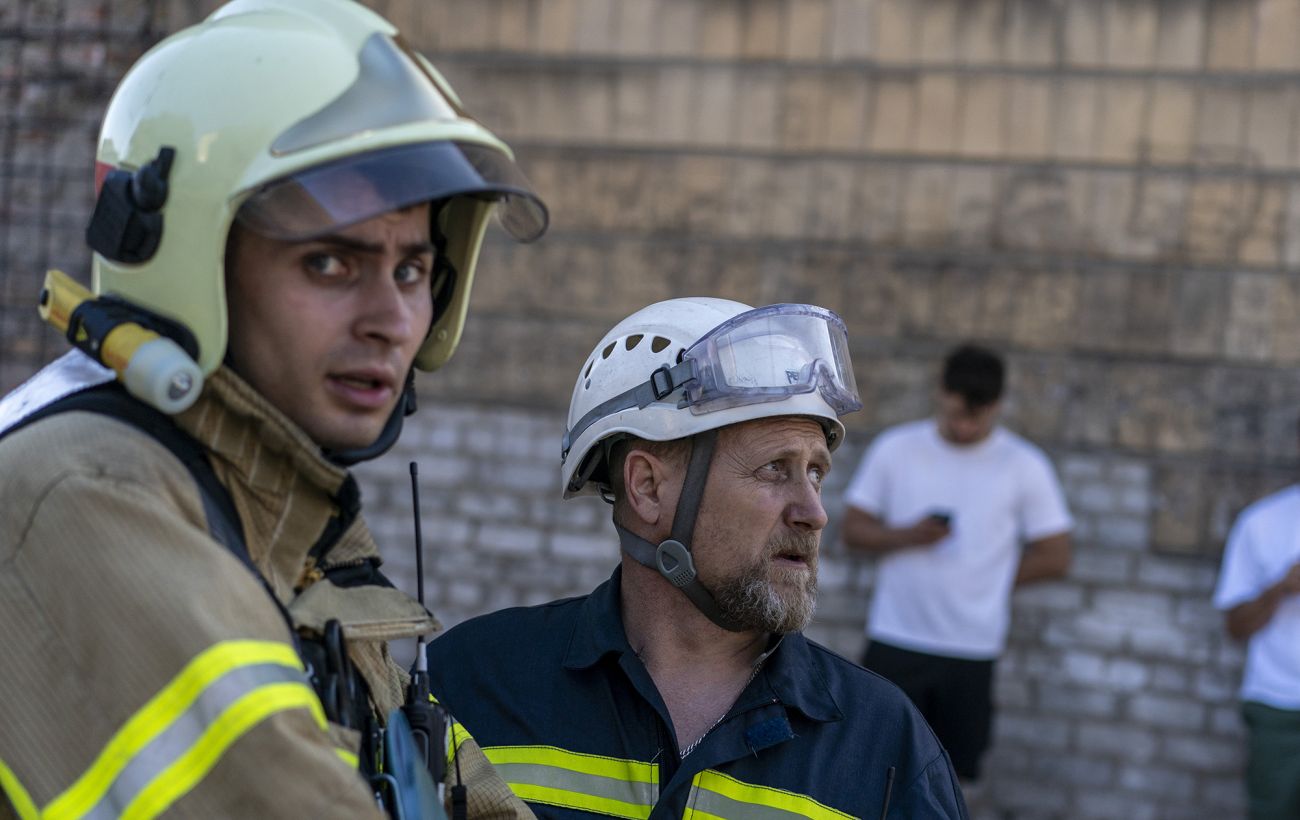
top-left (623, 448), bottom-right (679, 530)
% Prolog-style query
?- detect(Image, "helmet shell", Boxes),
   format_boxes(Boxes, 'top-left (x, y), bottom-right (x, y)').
top-left (92, 0), bottom-right (539, 375)
top-left (561, 297), bottom-right (849, 498)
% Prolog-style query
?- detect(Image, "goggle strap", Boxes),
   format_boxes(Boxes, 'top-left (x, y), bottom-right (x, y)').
top-left (561, 360), bottom-right (694, 463)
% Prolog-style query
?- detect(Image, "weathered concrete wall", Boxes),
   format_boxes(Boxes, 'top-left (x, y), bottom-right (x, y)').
top-left (6, 1), bottom-right (1300, 817)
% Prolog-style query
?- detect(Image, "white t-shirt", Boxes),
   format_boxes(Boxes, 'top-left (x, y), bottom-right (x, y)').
top-left (844, 419), bottom-right (1073, 659)
top-left (1212, 485), bottom-right (1300, 710)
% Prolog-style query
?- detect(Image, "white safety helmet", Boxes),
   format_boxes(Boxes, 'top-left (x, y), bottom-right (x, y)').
top-left (87, 0), bottom-right (547, 379)
top-left (561, 297), bottom-right (861, 499)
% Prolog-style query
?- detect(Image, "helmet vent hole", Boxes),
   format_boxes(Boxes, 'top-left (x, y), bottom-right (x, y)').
top-left (624, 334), bottom-right (643, 351)
top-left (676, 348), bottom-right (686, 363)
top-left (585, 378), bottom-right (592, 390)
top-left (584, 360), bottom-right (594, 378)
top-left (602, 342), bottom-right (616, 359)
top-left (651, 336), bottom-right (670, 353)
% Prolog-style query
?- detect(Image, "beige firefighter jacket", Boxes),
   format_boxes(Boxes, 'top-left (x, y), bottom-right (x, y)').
top-left (0, 366), bottom-right (530, 819)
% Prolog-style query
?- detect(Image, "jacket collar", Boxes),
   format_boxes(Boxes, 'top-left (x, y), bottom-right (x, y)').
top-left (563, 565), bottom-right (843, 724)
top-left (177, 366), bottom-right (347, 498)
top-left (173, 366), bottom-right (368, 599)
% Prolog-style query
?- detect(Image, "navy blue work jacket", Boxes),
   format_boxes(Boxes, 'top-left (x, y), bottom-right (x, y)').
top-left (427, 568), bottom-right (968, 819)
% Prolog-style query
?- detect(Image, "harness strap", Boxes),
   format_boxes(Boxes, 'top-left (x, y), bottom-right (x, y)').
top-left (3, 383), bottom-right (253, 569)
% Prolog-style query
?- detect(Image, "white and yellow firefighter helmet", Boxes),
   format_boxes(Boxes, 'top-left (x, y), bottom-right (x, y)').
top-left (88, 0), bottom-right (547, 378)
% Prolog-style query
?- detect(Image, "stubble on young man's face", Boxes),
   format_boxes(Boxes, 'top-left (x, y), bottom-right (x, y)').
top-left (224, 204), bottom-right (435, 451)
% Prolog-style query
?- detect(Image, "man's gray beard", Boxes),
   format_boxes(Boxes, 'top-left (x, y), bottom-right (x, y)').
top-left (710, 535), bottom-right (819, 634)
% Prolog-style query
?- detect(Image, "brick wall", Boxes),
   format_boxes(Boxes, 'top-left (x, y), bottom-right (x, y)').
top-left (7, 1), bottom-right (1300, 817)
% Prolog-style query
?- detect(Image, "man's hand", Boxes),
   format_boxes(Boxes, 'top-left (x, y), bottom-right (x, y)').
top-left (842, 507), bottom-right (950, 555)
top-left (1278, 561), bottom-right (1300, 595)
top-left (1226, 559), bottom-right (1300, 642)
top-left (906, 515), bottom-right (953, 547)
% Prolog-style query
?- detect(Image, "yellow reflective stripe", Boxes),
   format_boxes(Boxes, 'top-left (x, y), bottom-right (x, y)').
top-left (484, 746), bottom-right (656, 784)
top-left (0, 757), bottom-right (40, 820)
top-left (482, 746), bottom-right (657, 819)
top-left (44, 640), bottom-right (313, 820)
top-left (446, 717), bottom-right (474, 769)
top-left (686, 770), bottom-right (854, 820)
top-left (509, 782), bottom-right (652, 820)
top-left (336, 748), bottom-right (360, 770)
top-left (449, 719), bottom-right (472, 748)
top-left (120, 683), bottom-right (323, 820)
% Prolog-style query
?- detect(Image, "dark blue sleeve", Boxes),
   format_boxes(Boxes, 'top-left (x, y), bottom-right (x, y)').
top-left (424, 618), bottom-right (491, 718)
top-left (888, 750), bottom-right (969, 820)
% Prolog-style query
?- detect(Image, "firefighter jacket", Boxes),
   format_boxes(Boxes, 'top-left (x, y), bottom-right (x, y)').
top-left (426, 566), bottom-right (970, 820)
top-left (0, 359), bottom-right (530, 819)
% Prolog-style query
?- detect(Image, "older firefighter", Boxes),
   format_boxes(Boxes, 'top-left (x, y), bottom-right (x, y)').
top-left (426, 298), bottom-right (969, 818)
top-left (0, 0), bottom-right (546, 817)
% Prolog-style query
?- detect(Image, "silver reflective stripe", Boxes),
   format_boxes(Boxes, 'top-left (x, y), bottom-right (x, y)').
top-left (491, 762), bottom-right (656, 818)
top-left (81, 663), bottom-right (308, 820)
top-left (0, 350), bottom-right (113, 435)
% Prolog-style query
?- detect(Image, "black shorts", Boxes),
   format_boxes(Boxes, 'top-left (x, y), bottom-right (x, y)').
top-left (861, 640), bottom-right (994, 781)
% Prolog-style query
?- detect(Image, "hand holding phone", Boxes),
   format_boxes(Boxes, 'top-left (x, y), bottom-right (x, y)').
top-left (909, 510), bottom-right (953, 546)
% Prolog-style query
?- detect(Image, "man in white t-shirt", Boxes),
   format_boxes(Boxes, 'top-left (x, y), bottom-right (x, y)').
top-left (1213, 469), bottom-right (1300, 820)
top-left (841, 344), bottom-right (1073, 783)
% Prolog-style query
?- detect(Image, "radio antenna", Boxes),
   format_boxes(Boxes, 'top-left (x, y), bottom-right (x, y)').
top-left (411, 462), bottom-right (425, 609)
top-left (410, 461), bottom-right (428, 676)
top-left (401, 460), bottom-right (450, 800)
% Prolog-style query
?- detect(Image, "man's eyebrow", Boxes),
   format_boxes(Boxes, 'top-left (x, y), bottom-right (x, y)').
top-left (310, 234), bottom-right (437, 257)
top-left (755, 443), bottom-right (832, 465)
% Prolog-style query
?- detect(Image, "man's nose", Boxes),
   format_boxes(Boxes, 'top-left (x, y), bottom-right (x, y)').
top-left (787, 477), bottom-right (829, 532)
top-left (355, 270), bottom-right (416, 344)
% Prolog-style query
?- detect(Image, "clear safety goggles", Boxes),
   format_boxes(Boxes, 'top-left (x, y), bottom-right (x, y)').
top-left (682, 303), bottom-right (861, 415)
top-left (562, 304), bottom-right (861, 461)
top-left (236, 140), bottom-right (548, 243)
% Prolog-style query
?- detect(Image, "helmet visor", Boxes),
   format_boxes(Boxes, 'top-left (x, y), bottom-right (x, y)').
top-left (682, 304), bottom-right (862, 416)
top-left (235, 141), bottom-right (548, 243)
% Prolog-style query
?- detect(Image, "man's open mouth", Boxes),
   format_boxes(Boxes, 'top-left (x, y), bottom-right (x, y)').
top-left (336, 375), bottom-right (385, 390)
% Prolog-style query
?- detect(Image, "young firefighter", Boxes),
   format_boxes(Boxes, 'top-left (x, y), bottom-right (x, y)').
top-left (0, 1), bottom-right (547, 817)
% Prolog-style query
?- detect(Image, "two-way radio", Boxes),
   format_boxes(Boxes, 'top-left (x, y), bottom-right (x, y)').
top-left (401, 462), bottom-right (467, 819)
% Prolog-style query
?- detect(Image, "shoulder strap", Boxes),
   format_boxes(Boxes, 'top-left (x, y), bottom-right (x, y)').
top-left (3, 382), bottom-right (252, 566)
top-left (2, 382), bottom-right (311, 644)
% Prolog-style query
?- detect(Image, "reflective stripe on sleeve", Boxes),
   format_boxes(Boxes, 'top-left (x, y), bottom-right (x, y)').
top-left (684, 770), bottom-right (855, 820)
top-left (335, 748), bottom-right (360, 770)
top-left (0, 757), bottom-right (40, 820)
top-left (481, 745), bottom-right (657, 819)
top-left (43, 640), bottom-right (325, 820)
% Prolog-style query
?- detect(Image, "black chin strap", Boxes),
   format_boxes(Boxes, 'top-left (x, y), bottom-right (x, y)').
top-left (615, 428), bottom-right (745, 632)
top-left (322, 370), bottom-right (417, 467)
